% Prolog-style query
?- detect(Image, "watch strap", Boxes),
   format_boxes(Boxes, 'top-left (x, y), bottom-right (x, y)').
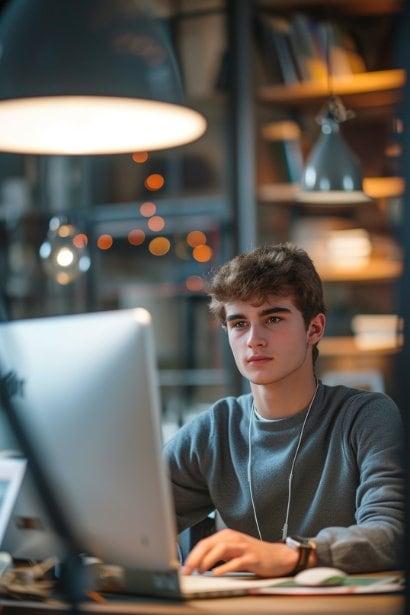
top-left (285, 536), bottom-right (315, 575)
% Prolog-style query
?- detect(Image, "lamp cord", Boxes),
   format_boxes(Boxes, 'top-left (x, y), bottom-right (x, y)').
top-left (325, 20), bottom-right (334, 99)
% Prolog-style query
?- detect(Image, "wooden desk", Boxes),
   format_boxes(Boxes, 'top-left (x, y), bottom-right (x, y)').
top-left (0, 592), bottom-right (403, 615)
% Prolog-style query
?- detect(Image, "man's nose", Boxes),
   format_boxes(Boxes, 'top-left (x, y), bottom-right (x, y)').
top-left (247, 324), bottom-right (267, 347)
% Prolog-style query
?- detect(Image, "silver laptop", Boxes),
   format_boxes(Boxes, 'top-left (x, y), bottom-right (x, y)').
top-left (0, 310), bottom-right (276, 598)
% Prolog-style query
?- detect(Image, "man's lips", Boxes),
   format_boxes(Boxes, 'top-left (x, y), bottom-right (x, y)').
top-left (247, 356), bottom-right (272, 363)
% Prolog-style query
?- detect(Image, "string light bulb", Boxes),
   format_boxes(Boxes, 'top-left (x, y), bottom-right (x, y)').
top-left (39, 217), bottom-right (90, 285)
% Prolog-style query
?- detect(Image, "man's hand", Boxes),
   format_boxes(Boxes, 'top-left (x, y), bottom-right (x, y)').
top-left (183, 528), bottom-right (305, 577)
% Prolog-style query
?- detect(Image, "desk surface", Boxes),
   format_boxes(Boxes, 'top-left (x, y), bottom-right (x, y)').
top-left (0, 592), bottom-right (404, 615)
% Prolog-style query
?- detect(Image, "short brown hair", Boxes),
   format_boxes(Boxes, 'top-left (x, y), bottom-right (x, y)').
top-left (209, 243), bottom-right (326, 362)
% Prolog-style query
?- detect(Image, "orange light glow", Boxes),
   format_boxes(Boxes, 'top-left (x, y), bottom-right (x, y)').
top-left (147, 215), bottom-right (165, 232)
top-left (73, 233), bottom-right (88, 248)
top-left (193, 244), bottom-right (213, 263)
top-left (186, 230), bottom-right (207, 247)
top-left (132, 151), bottom-right (149, 163)
top-left (97, 234), bottom-right (113, 250)
top-left (56, 272), bottom-right (71, 285)
top-left (148, 237), bottom-right (170, 256)
top-left (128, 229), bottom-right (145, 246)
top-left (58, 224), bottom-right (75, 238)
top-left (139, 202), bottom-right (157, 217)
top-left (186, 276), bottom-right (205, 292)
top-left (145, 173), bottom-right (165, 191)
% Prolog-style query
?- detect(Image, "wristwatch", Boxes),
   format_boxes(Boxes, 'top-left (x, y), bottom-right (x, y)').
top-left (285, 535), bottom-right (316, 575)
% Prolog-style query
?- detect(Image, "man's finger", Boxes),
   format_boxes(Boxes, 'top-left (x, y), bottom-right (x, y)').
top-left (211, 556), bottom-right (250, 576)
top-left (199, 542), bottom-right (243, 572)
top-left (183, 534), bottom-right (221, 573)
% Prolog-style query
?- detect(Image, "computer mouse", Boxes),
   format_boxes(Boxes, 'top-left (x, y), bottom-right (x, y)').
top-left (295, 567), bottom-right (347, 587)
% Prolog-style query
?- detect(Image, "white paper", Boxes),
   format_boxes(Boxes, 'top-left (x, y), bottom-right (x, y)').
top-left (0, 458), bottom-right (26, 545)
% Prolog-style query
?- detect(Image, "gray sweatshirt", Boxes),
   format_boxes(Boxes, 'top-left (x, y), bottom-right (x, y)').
top-left (164, 382), bottom-right (404, 573)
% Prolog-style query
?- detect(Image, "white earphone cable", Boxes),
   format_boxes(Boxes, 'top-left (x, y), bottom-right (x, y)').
top-left (247, 411), bottom-right (263, 540)
top-left (248, 380), bottom-right (319, 542)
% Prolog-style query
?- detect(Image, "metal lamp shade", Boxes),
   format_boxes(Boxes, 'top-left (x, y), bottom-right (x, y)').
top-left (297, 120), bottom-right (370, 205)
top-left (0, 0), bottom-right (206, 154)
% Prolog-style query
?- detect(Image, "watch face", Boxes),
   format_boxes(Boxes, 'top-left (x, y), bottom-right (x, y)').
top-left (286, 536), bottom-right (311, 549)
top-left (292, 535), bottom-right (310, 545)
top-left (286, 536), bottom-right (301, 550)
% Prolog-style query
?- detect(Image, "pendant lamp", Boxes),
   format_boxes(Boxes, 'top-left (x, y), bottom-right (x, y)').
top-left (297, 17), bottom-right (370, 205)
top-left (297, 96), bottom-right (370, 204)
top-left (0, 0), bottom-right (206, 155)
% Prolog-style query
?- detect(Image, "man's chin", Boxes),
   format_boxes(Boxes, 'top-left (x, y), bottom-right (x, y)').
top-left (244, 371), bottom-right (281, 386)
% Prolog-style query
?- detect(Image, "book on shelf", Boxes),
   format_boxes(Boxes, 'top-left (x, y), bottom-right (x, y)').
top-left (258, 12), bottom-right (367, 86)
top-left (288, 13), bottom-right (327, 83)
top-left (258, 15), bottom-right (300, 85)
top-left (316, 21), bottom-right (367, 76)
top-left (261, 120), bottom-right (304, 184)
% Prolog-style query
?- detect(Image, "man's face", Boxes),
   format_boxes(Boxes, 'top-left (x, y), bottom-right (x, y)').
top-left (224, 295), bottom-right (325, 386)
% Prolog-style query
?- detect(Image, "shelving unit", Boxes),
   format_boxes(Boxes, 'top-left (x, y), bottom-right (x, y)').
top-left (259, 69), bottom-right (405, 107)
top-left (257, 0), bottom-right (401, 16)
top-left (258, 176), bottom-right (405, 202)
top-left (317, 259), bottom-right (402, 283)
top-left (254, 0), bottom-right (404, 394)
top-left (320, 336), bottom-right (401, 357)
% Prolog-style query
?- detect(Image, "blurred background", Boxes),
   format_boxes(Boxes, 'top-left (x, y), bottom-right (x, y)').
top-left (0, 0), bottom-right (406, 438)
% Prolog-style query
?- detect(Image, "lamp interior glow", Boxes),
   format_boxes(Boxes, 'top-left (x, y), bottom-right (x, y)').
top-left (0, 97), bottom-right (206, 155)
top-left (0, 0), bottom-right (207, 154)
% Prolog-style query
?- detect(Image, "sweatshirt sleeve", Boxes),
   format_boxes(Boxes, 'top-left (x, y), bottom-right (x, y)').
top-left (163, 410), bottom-right (215, 533)
top-left (314, 393), bottom-right (404, 572)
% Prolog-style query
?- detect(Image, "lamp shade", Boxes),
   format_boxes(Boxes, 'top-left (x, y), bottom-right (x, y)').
top-left (297, 117), bottom-right (370, 205)
top-left (0, 0), bottom-right (206, 154)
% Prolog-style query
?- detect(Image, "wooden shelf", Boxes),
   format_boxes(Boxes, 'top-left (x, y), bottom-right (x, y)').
top-left (258, 177), bottom-right (404, 203)
top-left (259, 69), bottom-right (405, 108)
top-left (259, 183), bottom-right (299, 202)
top-left (257, 0), bottom-right (402, 16)
top-left (317, 259), bottom-right (402, 282)
top-left (363, 177), bottom-right (404, 199)
top-left (320, 336), bottom-right (401, 357)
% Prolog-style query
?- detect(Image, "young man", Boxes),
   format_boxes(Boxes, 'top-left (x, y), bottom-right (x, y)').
top-left (164, 244), bottom-right (404, 577)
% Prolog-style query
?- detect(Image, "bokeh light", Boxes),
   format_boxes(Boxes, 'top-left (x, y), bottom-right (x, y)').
top-left (56, 272), bottom-right (71, 285)
top-left (147, 215), bottom-right (165, 232)
top-left (148, 237), bottom-right (170, 256)
top-left (58, 224), bottom-right (75, 238)
top-left (139, 201), bottom-right (157, 217)
top-left (73, 233), bottom-right (88, 248)
top-left (39, 218), bottom-right (90, 285)
top-left (132, 151), bottom-right (149, 163)
top-left (145, 173), bottom-right (165, 191)
top-left (186, 276), bottom-right (205, 292)
top-left (97, 234), bottom-right (113, 250)
top-left (56, 247), bottom-right (74, 267)
top-left (187, 230), bottom-right (207, 247)
top-left (193, 244), bottom-right (213, 263)
top-left (128, 228), bottom-right (145, 246)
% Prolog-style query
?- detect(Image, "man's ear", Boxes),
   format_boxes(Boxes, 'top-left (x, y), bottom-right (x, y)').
top-left (307, 313), bottom-right (326, 346)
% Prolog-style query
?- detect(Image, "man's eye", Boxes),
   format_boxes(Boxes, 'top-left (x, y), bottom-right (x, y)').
top-left (267, 316), bottom-right (281, 325)
top-left (232, 320), bottom-right (247, 329)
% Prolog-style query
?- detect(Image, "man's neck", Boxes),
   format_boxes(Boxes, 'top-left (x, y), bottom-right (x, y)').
top-left (251, 372), bottom-right (318, 420)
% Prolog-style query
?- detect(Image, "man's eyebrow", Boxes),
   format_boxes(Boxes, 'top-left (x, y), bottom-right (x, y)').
top-left (260, 307), bottom-right (291, 316)
top-left (226, 313), bottom-right (246, 322)
top-left (226, 307), bottom-right (291, 322)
